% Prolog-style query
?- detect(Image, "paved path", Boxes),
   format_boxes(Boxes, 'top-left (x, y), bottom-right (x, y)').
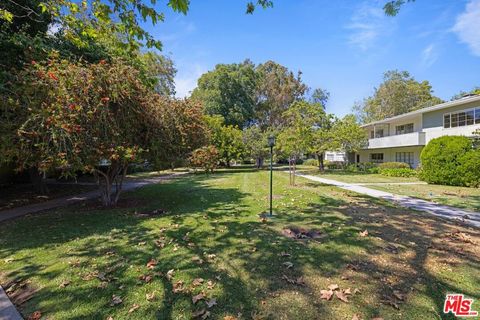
top-left (297, 174), bottom-right (480, 228)
top-left (0, 286), bottom-right (22, 320)
top-left (0, 173), bottom-right (186, 223)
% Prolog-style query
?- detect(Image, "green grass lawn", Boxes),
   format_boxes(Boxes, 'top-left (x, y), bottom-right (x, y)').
top-left (368, 183), bottom-right (480, 212)
top-left (0, 168), bottom-right (478, 319)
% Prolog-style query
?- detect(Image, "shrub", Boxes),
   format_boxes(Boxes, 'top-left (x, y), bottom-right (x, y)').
top-left (380, 168), bottom-right (417, 177)
top-left (378, 162), bottom-right (410, 169)
top-left (303, 158), bottom-right (318, 167)
top-left (458, 150), bottom-right (480, 187)
top-left (189, 145), bottom-right (220, 173)
top-left (326, 161), bottom-right (344, 170)
top-left (419, 136), bottom-right (472, 186)
top-left (367, 167), bottom-right (380, 174)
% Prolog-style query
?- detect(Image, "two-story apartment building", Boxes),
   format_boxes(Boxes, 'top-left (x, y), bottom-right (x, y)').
top-left (357, 95), bottom-right (480, 168)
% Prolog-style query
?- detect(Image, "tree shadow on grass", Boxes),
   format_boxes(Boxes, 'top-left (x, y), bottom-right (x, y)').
top-left (0, 172), bottom-right (479, 319)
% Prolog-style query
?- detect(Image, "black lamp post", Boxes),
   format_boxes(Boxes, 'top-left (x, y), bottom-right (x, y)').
top-left (267, 135), bottom-right (275, 217)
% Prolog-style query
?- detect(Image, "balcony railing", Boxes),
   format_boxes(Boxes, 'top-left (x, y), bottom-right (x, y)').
top-left (367, 132), bottom-right (426, 149)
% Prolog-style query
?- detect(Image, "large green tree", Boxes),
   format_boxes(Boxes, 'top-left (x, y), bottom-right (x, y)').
top-left (206, 116), bottom-right (244, 167)
top-left (255, 60), bottom-right (308, 129)
top-left (191, 61), bottom-right (257, 128)
top-left (353, 70), bottom-right (443, 124)
top-left (242, 126), bottom-right (269, 168)
top-left (451, 87), bottom-right (480, 101)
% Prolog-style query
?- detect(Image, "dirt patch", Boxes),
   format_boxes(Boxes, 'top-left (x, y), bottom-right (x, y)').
top-left (135, 208), bottom-right (168, 218)
top-left (3, 278), bottom-right (38, 307)
top-left (282, 227), bottom-right (326, 241)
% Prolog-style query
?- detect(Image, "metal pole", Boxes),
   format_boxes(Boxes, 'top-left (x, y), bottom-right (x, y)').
top-left (269, 145), bottom-right (273, 216)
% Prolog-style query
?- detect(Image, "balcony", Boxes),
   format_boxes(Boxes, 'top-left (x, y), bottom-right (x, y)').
top-left (367, 132), bottom-right (426, 149)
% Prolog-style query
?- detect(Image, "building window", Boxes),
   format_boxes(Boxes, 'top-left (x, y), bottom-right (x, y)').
top-left (444, 107), bottom-right (480, 128)
top-left (444, 114), bottom-right (450, 128)
top-left (396, 152), bottom-right (414, 167)
top-left (395, 123), bottom-right (414, 135)
top-left (370, 153), bottom-right (384, 163)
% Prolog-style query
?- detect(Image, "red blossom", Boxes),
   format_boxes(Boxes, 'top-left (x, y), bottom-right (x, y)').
top-left (47, 72), bottom-right (58, 81)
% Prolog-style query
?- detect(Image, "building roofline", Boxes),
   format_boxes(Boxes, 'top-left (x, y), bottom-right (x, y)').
top-left (361, 95), bottom-right (480, 127)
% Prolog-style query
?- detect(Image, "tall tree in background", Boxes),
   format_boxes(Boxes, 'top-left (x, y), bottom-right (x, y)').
top-left (206, 116), bottom-right (245, 167)
top-left (191, 61), bottom-right (257, 128)
top-left (278, 101), bottom-right (326, 185)
top-left (243, 126), bottom-right (269, 168)
top-left (255, 60), bottom-right (308, 129)
top-left (310, 88), bottom-right (330, 109)
top-left (451, 87), bottom-right (480, 101)
top-left (332, 115), bottom-right (368, 161)
top-left (353, 70), bottom-right (443, 124)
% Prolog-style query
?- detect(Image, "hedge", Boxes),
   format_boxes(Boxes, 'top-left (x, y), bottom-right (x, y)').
top-left (378, 162), bottom-right (410, 169)
top-left (419, 135), bottom-right (476, 186)
top-left (380, 168), bottom-right (417, 177)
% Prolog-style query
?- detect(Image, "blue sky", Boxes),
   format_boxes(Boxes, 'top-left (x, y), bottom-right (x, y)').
top-left (146, 0), bottom-right (480, 117)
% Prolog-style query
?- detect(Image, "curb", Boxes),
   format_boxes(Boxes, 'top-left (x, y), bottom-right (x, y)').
top-left (0, 285), bottom-right (22, 320)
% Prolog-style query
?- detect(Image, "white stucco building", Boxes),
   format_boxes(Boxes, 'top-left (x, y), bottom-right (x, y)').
top-left (356, 95), bottom-right (480, 168)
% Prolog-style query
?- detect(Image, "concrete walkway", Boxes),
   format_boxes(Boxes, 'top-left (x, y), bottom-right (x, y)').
top-left (0, 286), bottom-right (22, 320)
top-left (0, 173), bottom-right (186, 223)
top-left (298, 174), bottom-right (480, 228)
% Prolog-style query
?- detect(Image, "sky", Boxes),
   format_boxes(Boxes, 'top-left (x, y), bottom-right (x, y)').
top-left (144, 0), bottom-right (480, 117)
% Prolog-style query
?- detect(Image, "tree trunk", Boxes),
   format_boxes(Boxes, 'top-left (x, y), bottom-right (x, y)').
top-left (317, 153), bottom-right (325, 172)
top-left (292, 158), bottom-right (296, 186)
top-left (29, 167), bottom-right (48, 194)
top-left (256, 157), bottom-right (264, 169)
top-left (95, 162), bottom-right (128, 207)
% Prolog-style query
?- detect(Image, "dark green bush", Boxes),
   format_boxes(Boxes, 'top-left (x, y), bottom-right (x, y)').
top-left (419, 136), bottom-right (473, 186)
top-left (380, 168), bottom-right (417, 177)
top-left (326, 161), bottom-right (344, 170)
top-left (458, 150), bottom-right (480, 187)
top-left (378, 162), bottom-right (410, 169)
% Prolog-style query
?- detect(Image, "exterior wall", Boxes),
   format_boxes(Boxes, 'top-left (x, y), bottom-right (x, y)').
top-left (324, 151), bottom-right (346, 162)
top-left (422, 100), bottom-right (480, 143)
top-left (358, 146), bottom-right (424, 168)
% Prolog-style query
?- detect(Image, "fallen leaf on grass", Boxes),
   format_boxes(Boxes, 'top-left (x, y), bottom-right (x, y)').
top-left (207, 280), bottom-right (215, 290)
top-left (172, 281), bottom-right (185, 293)
top-left (320, 290), bottom-right (333, 300)
top-left (393, 290), bottom-right (405, 301)
top-left (344, 288), bottom-right (352, 295)
top-left (281, 275), bottom-right (305, 286)
top-left (192, 293), bottom-right (205, 304)
top-left (282, 262), bottom-right (294, 269)
top-left (191, 256), bottom-right (204, 264)
top-left (59, 280), bottom-right (70, 288)
top-left (193, 308), bottom-right (211, 319)
top-left (4, 258), bottom-right (14, 263)
top-left (139, 274), bottom-right (152, 283)
top-left (166, 269), bottom-right (175, 280)
top-left (351, 314), bottom-right (362, 320)
top-left (353, 288), bottom-right (361, 294)
top-left (327, 284), bottom-right (339, 291)
top-left (146, 259), bottom-right (158, 269)
top-left (110, 295), bottom-right (122, 306)
top-left (192, 278), bottom-right (204, 286)
top-left (335, 291), bottom-right (349, 303)
top-left (223, 316), bottom-right (238, 320)
top-left (128, 303), bottom-right (140, 313)
top-left (206, 298), bottom-right (217, 308)
top-left (146, 292), bottom-right (155, 301)
top-left (359, 230), bottom-right (369, 237)
top-left (27, 311), bottom-right (42, 320)
top-left (279, 252), bottom-right (291, 257)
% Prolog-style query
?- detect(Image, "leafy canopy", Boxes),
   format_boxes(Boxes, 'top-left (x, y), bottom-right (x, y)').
top-left (353, 70), bottom-right (443, 124)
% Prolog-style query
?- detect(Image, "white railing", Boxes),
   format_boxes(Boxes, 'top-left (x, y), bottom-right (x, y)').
top-left (367, 132), bottom-right (426, 149)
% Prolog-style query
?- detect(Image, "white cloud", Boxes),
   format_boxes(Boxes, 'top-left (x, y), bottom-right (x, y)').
top-left (453, 0), bottom-right (480, 56)
top-left (346, 1), bottom-right (396, 51)
top-left (421, 43), bottom-right (438, 67)
top-left (174, 63), bottom-right (208, 98)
